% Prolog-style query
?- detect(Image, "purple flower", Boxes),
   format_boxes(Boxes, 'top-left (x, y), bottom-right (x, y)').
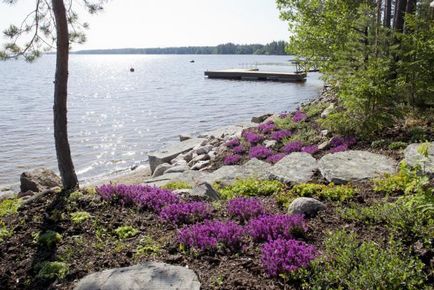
top-left (247, 214), bottom-right (307, 242)
top-left (279, 112), bottom-right (289, 119)
top-left (96, 184), bottom-right (179, 212)
top-left (178, 220), bottom-right (245, 252)
top-left (225, 138), bottom-right (240, 148)
top-left (243, 131), bottom-right (264, 144)
top-left (292, 110), bottom-right (307, 123)
top-left (330, 136), bottom-right (357, 148)
top-left (266, 153), bottom-right (286, 164)
top-left (224, 154), bottom-right (242, 165)
top-left (160, 202), bottom-right (212, 225)
top-left (301, 145), bottom-right (319, 154)
top-left (330, 144), bottom-right (348, 153)
top-left (271, 130), bottom-right (292, 141)
top-left (258, 122), bottom-right (277, 134)
top-left (233, 145), bottom-right (246, 154)
top-left (261, 239), bottom-right (316, 277)
top-left (282, 141), bottom-right (303, 154)
top-left (249, 145), bottom-right (273, 159)
top-left (227, 197), bottom-right (265, 222)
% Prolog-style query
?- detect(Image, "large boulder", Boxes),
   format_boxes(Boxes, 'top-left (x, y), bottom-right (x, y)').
top-left (148, 138), bottom-right (206, 174)
top-left (319, 150), bottom-right (397, 184)
top-left (240, 158), bottom-right (272, 180)
top-left (74, 262), bottom-right (200, 290)
top-left (288, 197), bottom-right (326, 217)
top-left (404, 142), bottom-right (434, 175)
top-left (152, 163), bottom-right (172, 178)
top-left (190, 182), bottom-right (221, 201)
top-left (268, 153), bottom-right (318, 184)
top-left (20, 168), bottom-right (61, 193)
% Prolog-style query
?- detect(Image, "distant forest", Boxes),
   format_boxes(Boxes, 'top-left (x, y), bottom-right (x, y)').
top-left (74, 41), bottom-right (288, 55)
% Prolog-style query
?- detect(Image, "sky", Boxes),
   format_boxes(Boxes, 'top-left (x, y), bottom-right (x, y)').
top-left (0, 0), bottom-right (290, 50)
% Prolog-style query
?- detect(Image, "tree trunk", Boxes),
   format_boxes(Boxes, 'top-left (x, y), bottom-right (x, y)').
top-left (52, 0), bottom-right (79, 190)
top-left (384, 0), bottom-right (392, 27)
top-left (394, 0), bottom-right (408, 32)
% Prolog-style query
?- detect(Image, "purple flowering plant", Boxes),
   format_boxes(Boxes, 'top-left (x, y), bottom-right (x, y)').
top-left (97, 184), bottom-right (179, 212)
top-left (247, 214), bottom-right (307, 242)
top-left (292, 110), bottom-right (307, 123)
top-left (242, 130), bottom-right (264, 144)
top-left (261, 239), bottom-right (316, 277)
top-left (233, 145), bottom-right (246, 154)
top-left (249, 145), bottom-right (273, 159)
top-left (266, 153), bottom-right (286, 164)
top-left (224, 154), bottom-right (242, 165)
top-left (160, 201), bottom-right (213, 226)
top-left (330, 144), bottom-right (348, 153)
top-left (227, 197), bottom-right (265, 222)
top-left (301, 145), bottom-right (319, 155)
top-left (178, 220), bottom-right (245, 252)
top-left (258, 122), bottom-right (277, 134)
top-left (271, 130), bottom-right (292, 141)
top-left (282, 141), bottom-right (304, 154)
top-left (225, 138), bottom-right (240, 148)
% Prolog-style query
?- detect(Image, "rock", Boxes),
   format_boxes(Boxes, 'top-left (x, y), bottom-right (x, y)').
top-left (321, 103), bottom-right (335, 118)
top-left (205, 165), bottom-right (244, 185)
top-left (164, 164), bottom-right (189, 174)
top-left (0, 192), bottom-right (18, 202)
top-left (241, 158), bottom-right (272, 180)
top-left (264, 140), bottom-right (277, 148)
top-left (288, 197), bottom-right (326, 217)
top-left (179, 134), bottom-right (192, 142)
top-left (318, 139), bottom-right (331, 150)
top-left (195, 145), bottom-right (213, 155)
top-left (188, 154), bottom-right (210, 166)
top-left (18, 190), bottom-right (34, 198)
top-left (191, 160), bottom-right (210, 171)
top-left (268, 153), bottom-right (318, 184)
top-left (73, 262), bottom-right (201, 290)
top-left (319, 150), bottom-right (397, 184)
top-left (20, 168), bottom-right (61, 193)
top-left (190, 182), bottom-right (220, 201)
top-left (183, 150), bottom-right (194, 162)
top-left (198, 123), bottom-right (253, 139)
top-left (251, 113), bottom-right (273, 124)
top-left (148, 138), bottom-right (206, 173)
top-left (404, 142), bottom-right (434, 175)
top-left (152, 163), bottom-right (172, 178)
top-left (208, 151), bottom-right (216, 160)
top-left (320, 130), bottom-right (329, 137)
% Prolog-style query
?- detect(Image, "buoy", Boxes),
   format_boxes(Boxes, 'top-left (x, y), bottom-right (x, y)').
top-left (190, 60), bottom-right (195, 63)
top-left (130, 68), bottom-right (135, 72)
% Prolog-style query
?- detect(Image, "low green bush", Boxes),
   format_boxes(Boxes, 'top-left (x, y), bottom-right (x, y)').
top-left (36, 261), bottom-right (69, 280)
top-left (215, 179), bottom-right (285, 199)
top-left (70, 211), bottom-right (91, 224)
top-left (161, 181), bottom-right (192, 190)
top-left (114, 226), bottom-right (139, 239)
top-left (136, 236), bottom-right (161, 256)
top-left (38, 231), bottom-right (62, 248)
top-left (0, 221), bottom-right (12, 243)
top-left (303, 102), bottom-right (328, 118)
top-left (409, 126), bottom-right (428, 142)
top-left (307, 231), bottom-right (426, 289)
top-left (388, 141), bottom-right (407, 150)
top-left (371, 139), bottom-right (388, 149)
top-left (0, 198), bottom-right (21, 218)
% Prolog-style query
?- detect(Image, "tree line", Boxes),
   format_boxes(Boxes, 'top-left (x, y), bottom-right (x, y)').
top-left (74, 41), bottom-right (289, 55)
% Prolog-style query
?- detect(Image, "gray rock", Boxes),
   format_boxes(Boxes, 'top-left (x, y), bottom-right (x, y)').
top-left (251, 113), bottom-right (273, 124)
top-left (264, 140), bottom-right (277, 148)
top-left (20, 168), bottom-right (61, 193)
top-left (198, 123), bottom-right (253, 139)
top-left (179, 134), bottom-right (192, 142)
top-left (404, 142), bottom-right (434, 175)
top-left (318, 139), bottom-right (331, 150)
top-left (195, 145), bottom-right (213, 155)
top-left (241, 158), bottom-right (272, 180)
top-left (74, 262), bottom-right (200, 290)
top-left (148, 138), bottom-right (206, 173)
top-left (288, 197), bottom-right (326, 217)
top-left (205, 165), bottom-right (244, 185)
top-left (152, 163), bottom-right (172, 178)
top-left (164, 164), bottom-right (189, 174)
top-left (320, 130), bottom-right (329, 137)
top-left (268, 153), bottom-right (318, 184)
top-left (190, 182), bottom-right (220, 201)
top-left (321, 103), bottom-right (335, 118)
top-left (191, 160), bottom-right (210, 170)
top-left (183, 150), bottom-right (194, 162)
top-left (188, 154), bottom-right (209, 166)
top-left (319, 150), bottom-right (397, 184)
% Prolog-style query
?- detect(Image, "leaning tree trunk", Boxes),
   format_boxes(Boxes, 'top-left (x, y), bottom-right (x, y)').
top-left (52, 0), bottom-right (79, 190)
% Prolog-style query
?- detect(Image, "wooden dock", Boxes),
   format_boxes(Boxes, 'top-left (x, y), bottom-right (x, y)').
top-left (204, 69), bottom-right (306, 82)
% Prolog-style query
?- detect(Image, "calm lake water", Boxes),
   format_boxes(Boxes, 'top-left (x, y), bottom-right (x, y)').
top-left (0, 54), bottom-right (323, 189)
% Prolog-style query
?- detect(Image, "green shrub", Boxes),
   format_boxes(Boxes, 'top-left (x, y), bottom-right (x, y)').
top-left (388, 141), bottom-right (407, 150)
top-left (371, 139), bottom-right (388, 149)
top-left (114, 226), bottom-right (139, 239)
top-left (274, 116), bottom-right (298, 130)
top-left (68, 191), bottom-right (84, 202)
top-left (409, 127), bottom-right (428, 142)
top-left (0, 221), bottom-right (12, 243)
top-left (215, 179), bottom-right (285, 199)
top-left (36, 261), bottom-right (69, 280)
top-left (0, 198), bottom-right (20, 218)
top-left (307, 231), bottom-right (426, 289)
top-left (136, 236), bottom-right (161, 256)
top-left (70, 211), bottom-right (91, 224)
top-left (38, 231), bottom-right (62, 248)
top-left (373, 162), bottom-right (429, 195)
top-left (303, 102), bottom-right (328, 118)
top-left (161, 181), bottom-right (192, 190)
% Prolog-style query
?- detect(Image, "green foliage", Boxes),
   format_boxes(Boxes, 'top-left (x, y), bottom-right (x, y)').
top-left (417, 142), bottom-right (430, 158)
top-left (68, 191), bottom-right (84, 202)
top-left (303, 102), bottom-right (328, 118)
top-left (373, 162), bottom-right (429, 195)
top-left (409, 127), bottom-right (429, 142)
top-left (215, 179), bottom-right (285, 199)
top-left (0, 221), bottom-right (12, 243)
top-left (307, 231), bottom-right (426, 289)
top-left (388, 141), bottom-right (408, 150)
top-left (274, 115), bottom-right (297, 130)
top-left (0, 198), bottom-right (20, 218)
top-left (36, 261), bottom-right (69, 280)
top-left (114, 226), bottom-right (139, 240)
top-left (135, 236), bottom-right (161, 256)
top-left (161, 181), bottom-right (192, 190)
top-left (70, 211), bottom-right (91, 224)
top-left (38, 231), bottom-right (62, 248)
top-left (371, 139), bottom-right (388, 149)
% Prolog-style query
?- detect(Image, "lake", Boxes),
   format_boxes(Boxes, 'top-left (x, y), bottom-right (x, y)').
top-left (0, 54), bottom-right (323, 190)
